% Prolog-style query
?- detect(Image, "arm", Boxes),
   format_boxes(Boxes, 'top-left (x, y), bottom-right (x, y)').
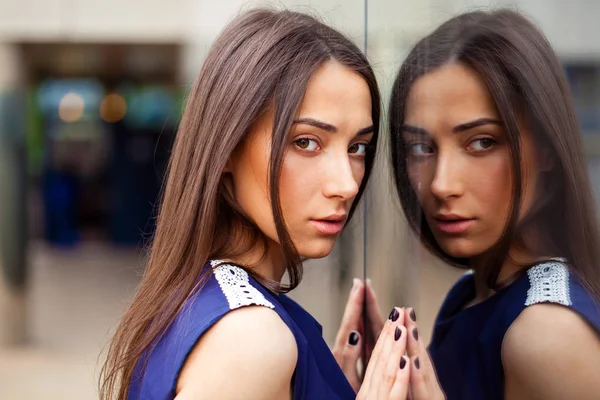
top-left (176, 306), bottom-right (297, 400)
top-left (502, 303), bottom-right (600, 400)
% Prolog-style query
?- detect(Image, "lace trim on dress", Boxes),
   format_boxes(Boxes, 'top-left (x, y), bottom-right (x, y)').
top-left (211, 260), bottom-right (275, 310)
top-left (525, 258), bottom-right (571, 307)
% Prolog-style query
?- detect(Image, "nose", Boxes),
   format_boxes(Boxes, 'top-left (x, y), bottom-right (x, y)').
top-left (322, 154), bottom-right (360, 201)
top-left (430, 149), bottom-right (464, 200)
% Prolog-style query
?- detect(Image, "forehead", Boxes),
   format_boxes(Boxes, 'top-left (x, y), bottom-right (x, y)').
top-left (296, 61), bottom-right (372, 126)
top-left (405, 62), bottom-right (500, 129)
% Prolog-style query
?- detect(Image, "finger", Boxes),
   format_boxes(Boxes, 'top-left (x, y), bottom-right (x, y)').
top-left (380, 322), bottom-right (407, 399)
top-left (339, 330), bottom-right (362, 392)
top-left (373, 308), bottom-right (404, 397)
top-left (389, 356), bottom-right (411, 400)
top-left (366, 278), bottom-right (385, 334)
top-left (404, 307), bottom-right (420, 360)
top-left (406, 308), bottom-right (436, 381)
top-left (361, 307), bottom-right (397, 390)
top-left (334, 278), bottom-right (365, 349)
top-left (409, 356), bottom-right (429, 400)
top-left (361, 318), bottom-right (390, 388)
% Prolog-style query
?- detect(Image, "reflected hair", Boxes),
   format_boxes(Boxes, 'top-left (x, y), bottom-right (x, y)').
top-left (389, 9), bottom-right (600, 300)
top-left (100, 8), bottom-right (380, 400)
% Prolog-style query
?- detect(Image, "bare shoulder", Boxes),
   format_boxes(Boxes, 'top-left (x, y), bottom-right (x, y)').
top-left (502, 303), bottom-right (600, 400)
top-left (176, 305), bottom-right (297, 400)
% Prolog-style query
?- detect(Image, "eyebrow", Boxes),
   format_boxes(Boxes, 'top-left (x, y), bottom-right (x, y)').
top-left (452, 118), bottom-right (503, 133)
top-left (293, 117), bottom-right (374, 136)
top-left (401, 117), bottom-right (503, 136)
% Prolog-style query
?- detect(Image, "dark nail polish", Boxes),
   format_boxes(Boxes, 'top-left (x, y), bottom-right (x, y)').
top-left (412, 327), bottom-right (419, 341)
top-left (400, 357), bottom-right (407, 369)
top-left (349, 331), bottom-right (359, 346)
top-left (410, 308), bottom-right (417, 322)
top-left (388, 308), bottom-right (399, 322)
top-left (394, 326), bottom-right (402, 341)
top-left (414, 357), bottom-right (420, 369)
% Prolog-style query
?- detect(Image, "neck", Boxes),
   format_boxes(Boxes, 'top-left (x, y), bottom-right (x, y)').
top-left (470, 245), bottom-right (551, 303)
top-left (226, 239), bottom-right (287, 283)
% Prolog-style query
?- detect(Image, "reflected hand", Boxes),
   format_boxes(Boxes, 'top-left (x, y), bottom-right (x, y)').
top-left (404, 308), bottom-right (446, 400)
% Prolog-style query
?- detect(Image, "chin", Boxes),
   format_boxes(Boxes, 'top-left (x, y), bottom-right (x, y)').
top-left (297, 238), bottom-right (336, 259)
top-left (437, 238), bottom-right (484, 259)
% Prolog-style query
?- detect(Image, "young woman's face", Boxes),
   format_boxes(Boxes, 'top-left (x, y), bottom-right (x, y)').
top-left (402, 62), bottom-right (540, 259)
top-left (229, 60), bottom-right (374, 259)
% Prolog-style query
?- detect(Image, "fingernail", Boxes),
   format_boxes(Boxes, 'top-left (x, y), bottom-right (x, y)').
top-left (412, 327), bottom-right (419, 341)
top-left (410, 308), bottom-right (416, 322)
top-left (388, 308), bottom-right (399, 322)
top-left (349, 331), bottom-right (359, 346)
top-left (367, 278), bottom-right (372, 286)
top-left (414, 357), bottom-right (420, 369)
top-left (394, 326), bottom-right (402, 341)
top-left (352, 278), bottom-right (359, 290)
top-left (400, 356), bottom-right (407, 369)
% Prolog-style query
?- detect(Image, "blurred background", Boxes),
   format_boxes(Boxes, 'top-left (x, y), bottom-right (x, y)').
top-left (1, 0), bottom-right (600, 398)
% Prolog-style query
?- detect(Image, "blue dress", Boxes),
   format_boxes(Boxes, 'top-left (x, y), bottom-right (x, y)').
top-left (428, 258), bottom-right (600, 400)
top-left (128, 260), bottom-right (356, 399)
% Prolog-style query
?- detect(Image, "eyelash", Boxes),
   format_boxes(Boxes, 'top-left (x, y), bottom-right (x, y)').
top-left (467, 137), bottom-right (496, 151)
top-left (293, 137), bottom-right (371, 156)
top-left (406, 137), bottom-right (497, 157)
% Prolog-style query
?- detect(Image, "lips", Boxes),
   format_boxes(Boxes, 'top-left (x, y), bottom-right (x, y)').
top-left (310, 214), bottom-right (347, 235)
top-left (433, 214), bottom-right (475, 235)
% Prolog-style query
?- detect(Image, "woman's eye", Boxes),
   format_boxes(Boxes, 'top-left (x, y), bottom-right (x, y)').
top-left (295, 138), bottom-right (319, 151)
top-left (469, 138), bottom-right (495, 151)
top-left (408, 143), bottom-right (434, 156)
top-left (348, 143), bottom-right (367, 155)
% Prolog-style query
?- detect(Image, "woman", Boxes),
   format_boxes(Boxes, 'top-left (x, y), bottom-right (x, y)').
top-left (388, 8), bottom-right (600, 400)
top-left (338, 8), bottom-right (600, 400)
top-left (99, 8), bottom-right (415, 400)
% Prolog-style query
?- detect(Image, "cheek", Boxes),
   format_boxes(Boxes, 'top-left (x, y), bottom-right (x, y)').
top-left (474, 153), bottom-right (513, 217)
top-left (407, 161), bottom-right (434, 201)
top-left (278, 154), bottom-right (315, 215)
top-left (351, 159), bottom-right (366, 187)
top-left (243, 136), bottom-right (271, 200)
top-left (230, 133), bottom-right (276, 235)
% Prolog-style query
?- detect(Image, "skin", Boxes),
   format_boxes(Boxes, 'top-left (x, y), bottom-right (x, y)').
top-left (176, 60), bottom-right (375, 399)
top-left (334, 280), bottom-right (445, 399)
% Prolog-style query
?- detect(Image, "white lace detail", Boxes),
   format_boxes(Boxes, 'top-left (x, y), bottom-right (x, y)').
top-left (210, 260), bottom-right (275, 310)
top-left (525, 260), bottom-right (571, 307)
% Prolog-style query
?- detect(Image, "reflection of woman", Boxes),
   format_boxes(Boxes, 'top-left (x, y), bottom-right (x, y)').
top-left (339, 8), bottom-right (600, 400)
top-left (99, 9), bottom-right (416, 400)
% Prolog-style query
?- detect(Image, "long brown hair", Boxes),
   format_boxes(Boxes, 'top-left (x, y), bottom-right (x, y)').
top-left (100, 8), bottom-right (380, 400)
top-left (389, 9), bottom-right (600, 300)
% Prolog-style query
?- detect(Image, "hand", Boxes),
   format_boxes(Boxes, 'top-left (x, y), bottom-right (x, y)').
top-left (332, 278), bottom-right (364, 391)
top-left (332, 279), bottom-right (385, 392)
top-left (363, 278), bottom-right (385, 364)
top-left (404, 308), bottom-right (446, 400)
top-left (356, 307), bottom-right (411, 399)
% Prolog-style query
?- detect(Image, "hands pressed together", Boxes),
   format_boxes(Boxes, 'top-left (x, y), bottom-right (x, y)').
top-left (332, 279), bottom-right (446, 400)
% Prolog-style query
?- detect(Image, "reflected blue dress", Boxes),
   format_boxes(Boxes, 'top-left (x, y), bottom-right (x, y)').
top-left (128, 260), bottom-right (356, 399)
top-left (428, 258), bottom-right (600, 400)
